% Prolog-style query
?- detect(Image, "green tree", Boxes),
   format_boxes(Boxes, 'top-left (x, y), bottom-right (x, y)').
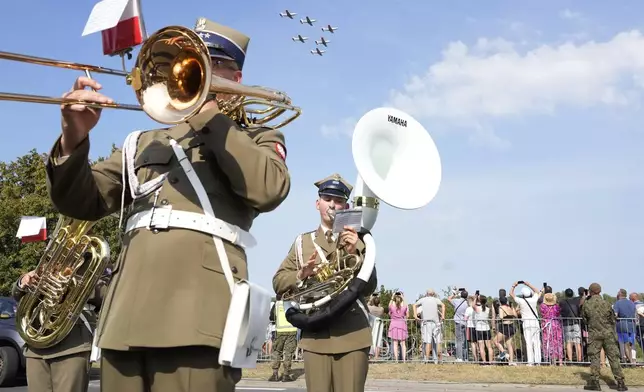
top-left (0, 149), bottom-right (121, 296)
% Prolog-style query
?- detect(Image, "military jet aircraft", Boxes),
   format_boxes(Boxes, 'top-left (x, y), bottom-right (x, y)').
top-left (321, 25), bottom-right (338, 33)
top-left (310, 48), bottom-right (325, 56)
top-left (292, 35), bottom-right (308, 43)
top-left (279, 10), bottom-right (297, 19)
top-left (300, 16), bottom-right (316, 26)
top-left (315, 37), bottom-right (330, 47)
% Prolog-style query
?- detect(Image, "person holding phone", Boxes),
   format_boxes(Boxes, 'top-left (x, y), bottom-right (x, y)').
top-left (511, 280), bottom-right (543, 365)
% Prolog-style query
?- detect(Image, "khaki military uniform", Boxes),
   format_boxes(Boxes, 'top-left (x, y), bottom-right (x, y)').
top-left (12, 277), bottom-right (108, 392)
top-left (46, 101), bottom-right (290, 391)
top-left (273, 227), bottom-right (377, 392)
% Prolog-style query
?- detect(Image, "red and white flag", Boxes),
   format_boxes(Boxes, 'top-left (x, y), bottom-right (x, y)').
top-left (16, 216), bottom-right (47, 243)
top-left (82, 0), bottom-right (148, 56)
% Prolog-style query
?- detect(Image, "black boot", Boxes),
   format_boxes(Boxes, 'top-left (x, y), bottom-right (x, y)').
top-left (281, 371), bottom-right (296, 382)
top-left (268, 370), bottom-right (279, 382)
top-left (583, 380), bottom-right (601, 391)
top-left (616, 380), bottom-right (628, 391)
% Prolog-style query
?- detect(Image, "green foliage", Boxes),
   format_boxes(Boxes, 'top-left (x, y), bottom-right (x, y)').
top-left (0, 149), bottom-right (121, 296)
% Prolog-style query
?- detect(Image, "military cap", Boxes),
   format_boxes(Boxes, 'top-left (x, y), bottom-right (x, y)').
top-left (314, 173), bottom-right (353, 200)
top-left (589, 282), bottom-right (602, 294)
top-left (193, 17), bottom-right (250, 70)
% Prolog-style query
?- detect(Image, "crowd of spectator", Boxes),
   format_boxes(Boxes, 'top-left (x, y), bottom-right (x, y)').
top-left (263, 281), bottom-right (644, 367)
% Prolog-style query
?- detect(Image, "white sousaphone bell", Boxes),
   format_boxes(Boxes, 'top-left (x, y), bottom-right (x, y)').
top-left (284, 107), bottom-right (442, 329)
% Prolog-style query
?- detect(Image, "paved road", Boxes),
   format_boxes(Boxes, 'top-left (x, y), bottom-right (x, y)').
top-left (5, 379), bottom-right (644, 391)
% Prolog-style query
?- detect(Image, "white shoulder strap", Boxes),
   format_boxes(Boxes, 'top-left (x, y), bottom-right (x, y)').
top-left (295, 234), bottom-right (303, 267)
top-left (169, 139), bottom-right (235, 292)
top-left (310, 232), bottom-right (328, 264)
top-left (118, 130), bottom-right (168, 228)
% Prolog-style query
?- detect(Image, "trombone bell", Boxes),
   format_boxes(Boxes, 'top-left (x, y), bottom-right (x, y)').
top-left (131, 25), bottom-right (301, 127)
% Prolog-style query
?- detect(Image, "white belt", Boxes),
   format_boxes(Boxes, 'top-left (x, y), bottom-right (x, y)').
top-left (125, 207), bottom-right (257, 249)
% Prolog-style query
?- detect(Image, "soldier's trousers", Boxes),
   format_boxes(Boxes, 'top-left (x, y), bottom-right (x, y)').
top-left (302, 348), bottom-right (369, 392)
top-left (588, 334), bottom-right (624, 382)
top-left (271, 332), bottom-right (297, 372)
top-left (100, 346), bottom-right (241, 392)
top-left (26, 352), bottom-right (90, 392)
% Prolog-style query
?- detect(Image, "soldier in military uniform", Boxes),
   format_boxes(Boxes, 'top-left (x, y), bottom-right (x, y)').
top-left (273, 173), bottom-right (377, 392)
top-left (269, 294), bottom-right (298, 382)
top-left (45, 18), bottom-right (290, 392)
top-left (581, 283), bottom-right (627, 391)
top-left (13, 269), bottom-right (108, 392)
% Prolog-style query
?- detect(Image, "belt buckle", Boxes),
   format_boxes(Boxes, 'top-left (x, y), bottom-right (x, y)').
top-left (148, 205), bottom-right (172, 231)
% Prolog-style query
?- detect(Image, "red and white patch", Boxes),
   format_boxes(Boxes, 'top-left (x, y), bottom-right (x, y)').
top-left (275, 143), bottom-right (287, 161)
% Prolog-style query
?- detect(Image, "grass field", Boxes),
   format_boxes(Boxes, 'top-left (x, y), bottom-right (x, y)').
top-left (92, 361), bottom-right (644, 386)
top-left (243, 362), bottom-right (644, 386)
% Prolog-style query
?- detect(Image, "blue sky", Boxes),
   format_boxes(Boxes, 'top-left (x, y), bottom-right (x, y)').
top-left (2, 1), bottom-right (644, 300)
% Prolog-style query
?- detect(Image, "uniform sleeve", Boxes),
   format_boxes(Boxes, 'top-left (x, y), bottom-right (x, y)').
top-left (11, 277), bottom-right (26, 302)
top-left (188, 109), bottom-right (291, 213)
top-left (45, 136), bottom-right (129, 221)
top-left (272, 241), bottom-right (300, 295)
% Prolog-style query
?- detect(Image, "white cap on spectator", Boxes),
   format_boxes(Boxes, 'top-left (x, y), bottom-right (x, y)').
top-left (521, 287), bottom-right (532, 298)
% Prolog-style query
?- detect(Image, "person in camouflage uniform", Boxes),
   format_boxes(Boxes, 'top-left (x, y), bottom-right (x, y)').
top-left (269, 296), bottom-right (298, 382)
top-left (581, 283), bottom-right (627, 391)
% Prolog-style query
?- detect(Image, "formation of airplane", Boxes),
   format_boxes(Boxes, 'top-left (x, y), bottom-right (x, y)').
top-left (280, 10), bottom-right (337, 57)
top-left (292, 34), bottom-right (308, 43)
top-left (279, 10), bottom-right (297, 19)
top-left (321, 25), bottom-right (338, 33)
top-left (315, 37), bottom-right (330, 47)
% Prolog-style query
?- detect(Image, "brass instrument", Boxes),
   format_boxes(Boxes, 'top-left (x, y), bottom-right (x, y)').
top-left (15, 216), bottom-right (110, 349)
top-left (0, 25), bottom-right (301, 128)
top-left (281, 240), bottom-right (363, 309)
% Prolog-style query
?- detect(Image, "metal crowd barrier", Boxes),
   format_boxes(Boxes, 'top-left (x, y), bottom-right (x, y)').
top-left (260, 317), bottom-right (644, 365)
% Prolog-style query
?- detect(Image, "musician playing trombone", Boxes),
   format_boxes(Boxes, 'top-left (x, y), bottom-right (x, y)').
top-left (12, 269), bottom-right (109, 392)
top-left (44, 17), bottom-right (290, 392)
top-left (273, 173), bottom-right (378, 392)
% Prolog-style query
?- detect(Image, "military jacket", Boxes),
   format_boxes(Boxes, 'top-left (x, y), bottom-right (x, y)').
top-left (272, 227), bottom-right (377, 354)
top-left (12, 277), bottom-right (107, 360)
top-left (45, 108), bottom-right (291, 351)
top-left (582, 295), bottom-right (617, 338)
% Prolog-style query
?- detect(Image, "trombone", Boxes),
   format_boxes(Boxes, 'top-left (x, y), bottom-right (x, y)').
top-left (0, 25), bottom-right (301, 128)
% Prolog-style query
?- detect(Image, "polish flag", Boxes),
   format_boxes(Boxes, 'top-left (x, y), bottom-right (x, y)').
top-left (82, 0), bottom-right (148, 56)
top-left (16, 216), bottom-right (47, 244)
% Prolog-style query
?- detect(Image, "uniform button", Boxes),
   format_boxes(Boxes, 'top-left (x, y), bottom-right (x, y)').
top-left (231, 266), bottom-right (238, 274)
top-left (169, 177), bottom-right (178, 184)
top-left (161, 199), bottom-right (168, 205)
top-left (202, 127), bottom-right (210, 134)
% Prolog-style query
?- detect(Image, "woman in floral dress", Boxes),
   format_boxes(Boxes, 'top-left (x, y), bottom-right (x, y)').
top-left (540, 293), bottom-right (564, 365)
top-left (388, 291), bottom-right (409, 361)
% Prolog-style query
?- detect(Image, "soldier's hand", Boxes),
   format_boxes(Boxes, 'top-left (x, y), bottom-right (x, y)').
top-left (339, 226), bottom-right (359, 254)
top-left (60, 77), bottom-right (114, 155)
top-left (20, 271), bottom-right (39, 289)
top-left (297, 251), bottom-right (318, 280)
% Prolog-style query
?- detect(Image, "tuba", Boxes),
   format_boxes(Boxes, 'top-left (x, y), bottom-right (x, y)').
top-left (15, 216), bottom-right (110, 349)
top-left (283, 107), bottom-right (443, 331)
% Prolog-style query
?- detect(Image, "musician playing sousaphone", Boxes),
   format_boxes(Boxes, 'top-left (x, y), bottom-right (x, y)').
top-left (273, 173), bottom-right (377, 392)
top-left (12, 267), bottom-right (110, 392)
top-left (44, 17), bottom-right (291, 392)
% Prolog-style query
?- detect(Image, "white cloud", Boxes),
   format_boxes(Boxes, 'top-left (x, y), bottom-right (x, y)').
top-left (387, 30), bottom-right (644, 124)
top-left (319, 116), bottom-right (356, 139)
top-left (559, 9), bottom-right (583, 21)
